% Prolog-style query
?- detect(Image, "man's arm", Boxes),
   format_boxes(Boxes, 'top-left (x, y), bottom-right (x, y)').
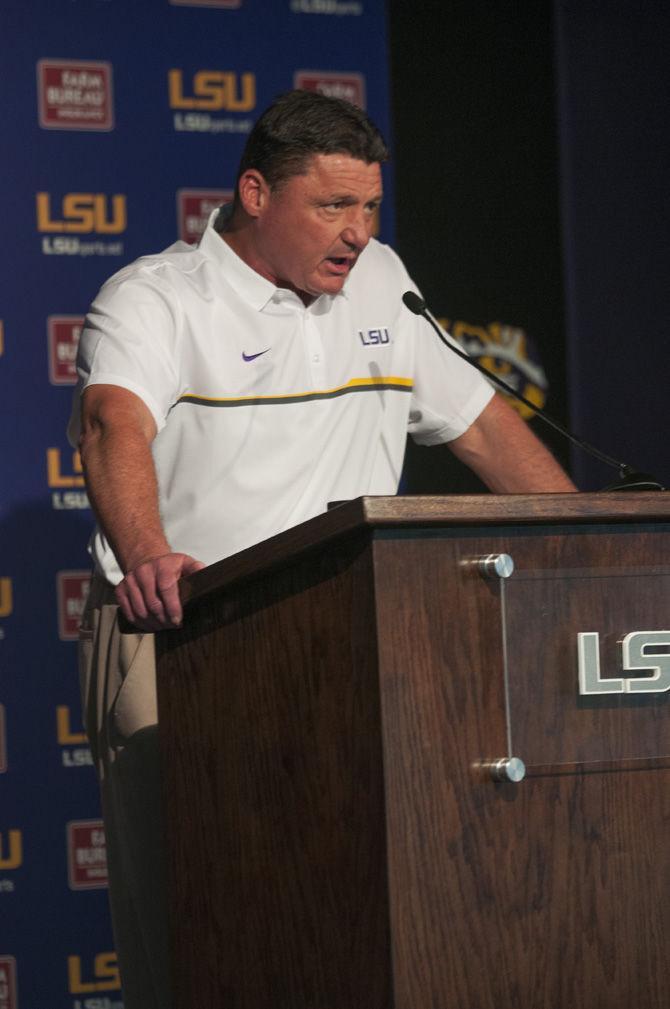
top-left (79, 384), bottom-right (205, 630)
top-left (448, 392), bottom-right (577, 492)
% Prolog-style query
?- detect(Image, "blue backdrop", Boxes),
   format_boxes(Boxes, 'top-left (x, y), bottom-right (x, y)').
top-left (0, 2), bottom-right (392, 1005)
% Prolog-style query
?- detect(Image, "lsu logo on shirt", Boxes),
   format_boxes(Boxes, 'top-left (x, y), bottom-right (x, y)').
top-left (358, 327), bottom-right (390, 347)
top-left (48, 316), bottom-right (84, 385)
top-left (67, 953), bottom-right (120, 994)
top-left (294, 70), bottom-right (366, 109)
top-left (57, 571), bottom-right (91, 641)
top-left (0, 956), bottom-right (18, 1009)
top-left (176, 189), bottom-right (232, 243)
top-left (67, 820), bottom-right (108, 890)
top-left (37, 59), bottom-right (114, 131)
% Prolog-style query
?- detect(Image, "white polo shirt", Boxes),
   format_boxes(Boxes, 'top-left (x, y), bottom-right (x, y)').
top-left (69, 211), bottom-right (493, 583)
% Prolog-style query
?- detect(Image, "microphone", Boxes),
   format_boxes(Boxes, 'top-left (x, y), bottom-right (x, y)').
top-left (402, 291), bottom-right (664, 491)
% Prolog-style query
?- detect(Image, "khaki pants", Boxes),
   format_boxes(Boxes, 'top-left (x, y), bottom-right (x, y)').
top-left (79, 575), bottom-right (172, 1009)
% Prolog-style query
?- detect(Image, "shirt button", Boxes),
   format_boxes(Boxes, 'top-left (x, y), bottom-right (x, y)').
top-left (312, 354), bottom-right (320, 363)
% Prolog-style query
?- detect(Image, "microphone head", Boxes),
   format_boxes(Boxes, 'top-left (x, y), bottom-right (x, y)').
top-left (402, 290), bottom-right (426, 315)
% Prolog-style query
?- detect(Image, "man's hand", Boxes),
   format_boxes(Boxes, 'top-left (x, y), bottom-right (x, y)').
top-left (115, 552), bottom-right (206, 632)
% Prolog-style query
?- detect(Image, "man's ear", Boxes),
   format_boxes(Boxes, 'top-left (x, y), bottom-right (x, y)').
top-left (237, 169), bottom-right (270, 218)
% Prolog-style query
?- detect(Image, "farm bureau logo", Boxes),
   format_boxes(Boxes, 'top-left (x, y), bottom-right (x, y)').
top-left (177, 189), bottom-right (232, 243)
top-left (294, 70), bottom-right (366, 108)
top-left (169, 69), bottom-right (255, 134)
top-left (67, 953), bottom-right (121, 995)
top-left (47, 448), bottom-right (89, 510)
top-left (67, 820), bottom-right (108, 890)
top-left (57, 571), bottom-right (91, 641)
top-left (36, 192), bottom-right (126, 257)
top-left (48, 316), bottom-right (84, 385)
top-left (37, 59), bottom-right (114, 131)
top-left (0, 957), bottom-right (18, 1009)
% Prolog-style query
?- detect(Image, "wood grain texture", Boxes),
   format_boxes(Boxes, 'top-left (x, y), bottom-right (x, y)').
top-left (158, 501), bottom-right (670, 1008)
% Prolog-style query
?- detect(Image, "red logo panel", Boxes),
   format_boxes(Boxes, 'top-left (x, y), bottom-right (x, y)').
top-left (57, 572), bottom-right (91, 641)
top-left (67, 820), bottom-right (108, 890)
top-left (294, 71), bottom-right (366, 109)
top-left (37, 60), bottom-right (114, 131)
top-left (176, 189), bottom-right (233, 243)
top-left (0, 957), bottom-right (17, 1009)
top-left (48, 316), bottom-right (84, 386)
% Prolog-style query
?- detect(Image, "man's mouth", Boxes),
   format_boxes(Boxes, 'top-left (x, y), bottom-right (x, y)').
top-left (325, 255), bottom-right (355, 274)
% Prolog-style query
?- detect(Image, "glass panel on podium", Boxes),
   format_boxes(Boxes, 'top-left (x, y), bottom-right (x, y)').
top-left (500, 568), bottom-right (670, 767)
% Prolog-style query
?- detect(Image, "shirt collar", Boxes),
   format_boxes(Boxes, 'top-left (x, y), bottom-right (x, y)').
top-left (198, 205), bottom-right (348, 312)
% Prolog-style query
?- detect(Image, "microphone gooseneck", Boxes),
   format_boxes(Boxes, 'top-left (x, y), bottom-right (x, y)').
top-left (402, 291), bottom-right (663, 491)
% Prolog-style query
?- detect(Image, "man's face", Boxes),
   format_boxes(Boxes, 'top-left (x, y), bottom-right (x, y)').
top-left (246, 153), bottom-right (383, 301)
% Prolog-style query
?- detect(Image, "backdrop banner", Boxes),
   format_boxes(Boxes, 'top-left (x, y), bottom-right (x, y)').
top-left (0, 2), bottom-right (392, 1005)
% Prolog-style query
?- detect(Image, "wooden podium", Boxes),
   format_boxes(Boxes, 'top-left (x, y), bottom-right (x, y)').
top-left (156, 494), bottom-right (670, 1009)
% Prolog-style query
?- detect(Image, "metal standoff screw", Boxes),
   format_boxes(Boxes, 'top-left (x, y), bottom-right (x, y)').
top-left (478, 553), bottom-right (515, 580)
top-left (488, 757), bottom-right (526, 783)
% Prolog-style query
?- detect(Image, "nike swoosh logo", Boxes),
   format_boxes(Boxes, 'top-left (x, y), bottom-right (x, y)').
top-left (242, 349), bottom-right (270, 362)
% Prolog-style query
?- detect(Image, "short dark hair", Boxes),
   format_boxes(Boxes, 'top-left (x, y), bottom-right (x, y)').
top-left (235, 89), bottom-right (388, 192)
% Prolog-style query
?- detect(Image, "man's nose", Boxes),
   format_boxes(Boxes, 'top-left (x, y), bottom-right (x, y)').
top-left (341, 209), bottom-right (371, 251)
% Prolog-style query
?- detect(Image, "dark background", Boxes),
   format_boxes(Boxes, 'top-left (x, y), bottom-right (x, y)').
top-left (387, 1), bottom-right (669, 492)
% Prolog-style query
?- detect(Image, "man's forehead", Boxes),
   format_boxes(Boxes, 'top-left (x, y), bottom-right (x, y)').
top-left (301, 152), bottom-right (382, 188)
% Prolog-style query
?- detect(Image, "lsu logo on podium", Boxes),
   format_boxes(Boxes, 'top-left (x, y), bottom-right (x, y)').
top-left (48, 316), bottom-right (84, 385)
top-left (177, 189), bottom-right (232, 243)
top-left (57, 572), bottom-right (91, 641)
top-left (47, 448), bottom-right (89, 510)
top-left (0, 956), bottom-right (18, 1009)
top-left (0, 831), bottom-right (22, 872)
top-left (294, 70), bottom-right (366, 109)
top-left (67, 953), bottom-right (120, 994)
top-left (67, 820), bottom-right (108, 890)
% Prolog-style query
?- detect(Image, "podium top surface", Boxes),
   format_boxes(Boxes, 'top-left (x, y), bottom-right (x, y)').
top-left (179, 492), bottom-right (670, 608)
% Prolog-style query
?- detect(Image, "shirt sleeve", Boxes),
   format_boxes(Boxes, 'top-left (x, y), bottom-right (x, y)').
top-left (67, 269), bottom-right (181, 444)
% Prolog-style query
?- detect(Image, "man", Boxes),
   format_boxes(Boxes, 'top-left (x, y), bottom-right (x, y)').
top-left (69, 90), bottom-right (575, 1008)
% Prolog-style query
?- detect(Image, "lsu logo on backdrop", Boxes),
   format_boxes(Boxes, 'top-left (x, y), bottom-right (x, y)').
top-left (67, 952), bottom-right (120, 994)
top-left (48, 316), bottom-right (84, 385)
top-left (0, 831), bottom-right (22, 872)
top-left (177, 189), bottom-right (232, 243)
top-left (57, 572), bottom-right (91, 641)
top-left (0, 957), bottom-right (18, 1009)
top-left (0, 705), bottom-right (6, 774)
top-left (67, 820), bottom-right (108, 890)
top-left (294, 70), bottom-right (366, 108)
top-left (36, 192), bottom-right (126, 258)
top-left (47, 447), bottom-right (89, 510)
top-left (37, 59), bottom-right (114, 131)
top-left (169, 69), bottom-right (255, 134)
top-left (57, 705), bottom-right (92, 768)
top-left (0, 579), bottom-right (12, 619)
